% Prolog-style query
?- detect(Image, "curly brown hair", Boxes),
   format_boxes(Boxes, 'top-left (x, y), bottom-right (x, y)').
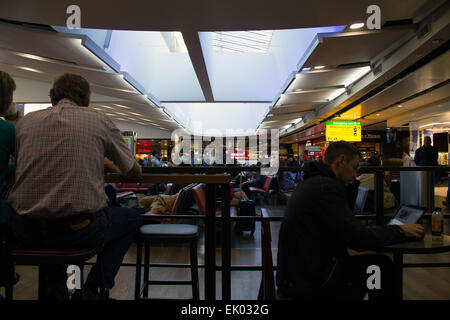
top-left (0, 71), bottom-right (16, 114)
top-left (49, 73), bottom-right (90, 106)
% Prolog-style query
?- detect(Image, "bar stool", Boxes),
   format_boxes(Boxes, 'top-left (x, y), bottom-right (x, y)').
top-left (5, 245), bottom-right (105, 300)
top-left (135, 224), bottom-right (200, 300)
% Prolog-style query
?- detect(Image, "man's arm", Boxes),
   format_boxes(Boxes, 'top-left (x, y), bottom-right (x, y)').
top-left (105, 157), bottom-right (142, 180)
top-left (316, 182), bottom-right (415, 251)
top-left (125, 161), bottom-right (142, 180)
top-left (104, 157), bottom-right (121, 174)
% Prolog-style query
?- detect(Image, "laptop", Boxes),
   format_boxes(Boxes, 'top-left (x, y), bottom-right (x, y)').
top-left (387, 204), bottom-right (426, 226)
top-left (353, 187), bottom-right (370, 215)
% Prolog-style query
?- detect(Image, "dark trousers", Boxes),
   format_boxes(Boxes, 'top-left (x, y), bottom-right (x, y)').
top-left (319, 254), bottom-right (395, 300)
top-left (279, 254), bottom-right (395, 300)
top-left (11, 207), bottom-right (142, 297)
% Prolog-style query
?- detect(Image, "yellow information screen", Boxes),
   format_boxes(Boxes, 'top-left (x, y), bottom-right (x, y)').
top-left (326, 121), bottom-right (361, 142)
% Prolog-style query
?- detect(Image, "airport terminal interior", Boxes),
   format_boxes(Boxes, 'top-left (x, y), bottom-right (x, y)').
top-left (0, 0), bottom-right (449, 300)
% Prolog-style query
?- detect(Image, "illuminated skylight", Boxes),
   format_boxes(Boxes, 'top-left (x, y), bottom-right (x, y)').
top-left (212, 31), bottom-right (274, 53)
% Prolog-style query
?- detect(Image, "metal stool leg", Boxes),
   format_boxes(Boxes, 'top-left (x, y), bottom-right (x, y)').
top-left (143, 242), bottom-right (150, 298)
top-left (37, 265), bottom-right (46, 300)
top-left (190, 240), bottom-right (200, 300)
top-left (5, 255), bottom-right (14, 300)
top-left (134, 240), bottom-right (143, 300)
top-left (5, 283), bottom-right (13, 300)
top-left (97, 253), bottom-right (106, 300)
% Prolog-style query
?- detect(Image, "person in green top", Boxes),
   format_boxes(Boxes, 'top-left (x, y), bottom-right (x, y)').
top-left (0, 70), bottom-right (18, 225)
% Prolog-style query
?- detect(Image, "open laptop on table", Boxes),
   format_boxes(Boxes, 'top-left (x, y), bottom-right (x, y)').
top-left (387, 204), bottom-right (426, 226)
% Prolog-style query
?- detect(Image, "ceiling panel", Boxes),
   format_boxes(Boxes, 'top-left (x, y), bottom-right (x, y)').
top-left (279, 88), bottom-right (343, 105)
top-left (360, 50), bottom-right (450, 118)
top-left (270, 103), bottom-right (319, 114)
top-left (302, 29), bottom-right (411, 68)
top-left (0, 48), bottom-right (137, 92)
top-left (288, 67), bottom-right (371, 91)
top-left (364, 83), bottom-right (450, 121)
top-left (0, 0), bottom-right (433, 31)
top-left (0, 22), bottom-right (111, 70)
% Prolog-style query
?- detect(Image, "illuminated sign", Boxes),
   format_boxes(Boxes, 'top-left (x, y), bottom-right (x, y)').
top-left (137, 139), bottom-right (152, 154)
top-left (326, 121), bottom-right (361, 142)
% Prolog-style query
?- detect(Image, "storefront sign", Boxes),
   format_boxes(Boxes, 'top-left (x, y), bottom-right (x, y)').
top-left (326, 121), bottom-right (361, 142)
top-left (137, 139), bottom-right (152, 154)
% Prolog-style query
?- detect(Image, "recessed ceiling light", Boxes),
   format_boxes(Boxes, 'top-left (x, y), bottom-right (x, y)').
top-left (17, 66), bottom-right (42, 73)
top-left (113, 104), bottom-right (130, 109)
top-left (302, 67), bottom-right (311, 72)
top-left (350, 23), bottom-right (365, 30)
top-left (314, 65), bottom-right (325, 69)
top-left (397, 104), bottom-right (403, 108)
top-left (376, 113), bottom-right (380, 116)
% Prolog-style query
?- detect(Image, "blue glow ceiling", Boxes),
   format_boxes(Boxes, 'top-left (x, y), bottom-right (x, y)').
top-left (52, 25), bottom-right (347, 133)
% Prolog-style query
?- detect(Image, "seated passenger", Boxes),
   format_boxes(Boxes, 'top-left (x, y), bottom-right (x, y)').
top-left (276, 141), bottom-right (424, 300)
top-left (241, 163), bottom-right (266, 197)
top-left (0, 71), bottom-right (22, 291)
top-left (7, 73), bottom-right (143, 300)
top-left (0, 71), bottom-right (18, 226)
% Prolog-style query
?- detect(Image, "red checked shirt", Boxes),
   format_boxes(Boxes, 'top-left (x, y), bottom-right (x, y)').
top-left (7, 99), bottom-right (136, 219)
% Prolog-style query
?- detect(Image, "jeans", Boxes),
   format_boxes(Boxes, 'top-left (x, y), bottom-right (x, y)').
top-left (12, 206), bottom-right (142, 294)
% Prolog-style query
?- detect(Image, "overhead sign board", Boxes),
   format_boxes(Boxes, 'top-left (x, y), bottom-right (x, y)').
top-left (326, 121), bottom-right (361, 142)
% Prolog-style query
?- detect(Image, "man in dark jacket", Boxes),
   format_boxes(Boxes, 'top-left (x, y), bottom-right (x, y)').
top-left (414, 136), bottom-right (438, 166)
top-left (414, 136), bottom-right (440, 184)
top-left (276, 141), bottom-right (423, 300)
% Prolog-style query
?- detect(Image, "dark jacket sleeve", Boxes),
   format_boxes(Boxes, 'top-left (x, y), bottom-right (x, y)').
top-left (316, 178), bottom-right (406, 252)
top-left (414, 148), bottom-right (421, 166)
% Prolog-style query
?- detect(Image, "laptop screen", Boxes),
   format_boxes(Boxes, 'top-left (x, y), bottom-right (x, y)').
top-left (388, 205), bottom-right (425, 226)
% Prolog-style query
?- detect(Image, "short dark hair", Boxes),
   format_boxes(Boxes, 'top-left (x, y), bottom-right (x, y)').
top-left (49, 73), bottom-right (90, 106)
top-left (0, 71), bottom-right (16, 114)
top-left (324, 141), bottom-right (360, 166)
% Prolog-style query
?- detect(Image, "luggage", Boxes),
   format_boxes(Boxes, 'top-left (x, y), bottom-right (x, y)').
top-left (118, 193), bottom-right (138, 208)
top-left (236, 199), bottom-right (256, 235)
